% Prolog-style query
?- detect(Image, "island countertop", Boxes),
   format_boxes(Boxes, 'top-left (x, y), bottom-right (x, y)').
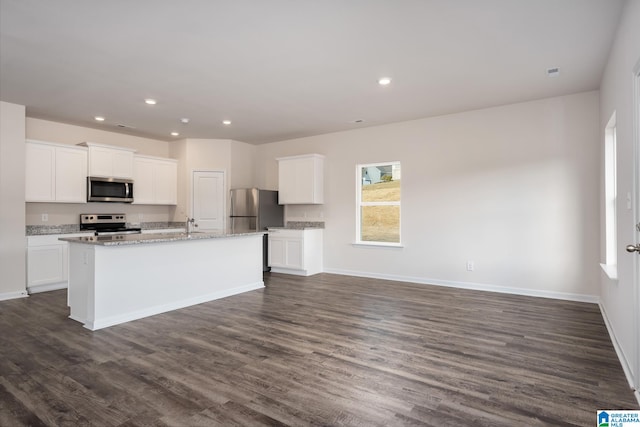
top-left (60, 230), bottom-right (265, 246)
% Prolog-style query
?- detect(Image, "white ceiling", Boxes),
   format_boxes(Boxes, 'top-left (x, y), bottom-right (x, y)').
top-left (0, 0), bottom-right (625, 144)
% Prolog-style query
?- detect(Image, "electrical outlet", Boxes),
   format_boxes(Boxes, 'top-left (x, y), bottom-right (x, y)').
top-left (41, 213), bottom-right (48, 222)
top-left (466, 261), bottom-right (474, 271)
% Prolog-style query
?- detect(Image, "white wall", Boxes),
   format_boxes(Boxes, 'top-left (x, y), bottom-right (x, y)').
top-left (257, 91), bottom-right (600, 301)
top-left (0, 101), bottom-right (27, 300)
top-left (230, 140), bottom-right (257, 189)
top-left (599, 0), bottom-right (640, 394)
top-left (169, 139), bottom-right (232, 222)
top-left (27, 118), bottom-right (171, 157)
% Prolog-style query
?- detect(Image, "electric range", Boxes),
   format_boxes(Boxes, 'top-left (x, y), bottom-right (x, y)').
top-left (80, 214), bottom-right (141, 236)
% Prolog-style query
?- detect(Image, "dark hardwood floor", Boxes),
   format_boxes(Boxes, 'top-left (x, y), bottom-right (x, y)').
top-left (0, 273), bottom-right (637, 426)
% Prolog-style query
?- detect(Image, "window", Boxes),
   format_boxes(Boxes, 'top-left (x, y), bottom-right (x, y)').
top-left (602, 112), bottom-right (617, 279)
top-left (356, 162), bottom-right (401, 245)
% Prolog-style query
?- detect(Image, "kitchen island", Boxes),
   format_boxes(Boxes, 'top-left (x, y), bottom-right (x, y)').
top-left (60, 231), bottom-right (265, 330)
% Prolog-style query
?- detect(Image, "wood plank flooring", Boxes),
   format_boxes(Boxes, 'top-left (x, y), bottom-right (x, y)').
top-left (0, 272), bottom-right (637, 426)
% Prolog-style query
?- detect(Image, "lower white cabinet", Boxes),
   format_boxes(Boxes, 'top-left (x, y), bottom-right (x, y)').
top-left (27, 233), bottom-right (92, 294)
top-left (268, 228), bottom-right (323, 276)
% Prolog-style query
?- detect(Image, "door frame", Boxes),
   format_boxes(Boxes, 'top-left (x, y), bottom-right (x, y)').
top-left (632, 58), bottom-right (640, 399)
top-left (191, 169), bottom-right (227, 230)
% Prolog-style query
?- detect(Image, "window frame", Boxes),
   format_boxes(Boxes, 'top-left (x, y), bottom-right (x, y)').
top-left (355, 161), bottom-right (402, 247)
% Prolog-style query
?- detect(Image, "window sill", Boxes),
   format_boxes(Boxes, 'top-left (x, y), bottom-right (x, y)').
top-left (600, 263), bottom-right (618, 280)
top-left (352, 242), bottom-right (404, 249)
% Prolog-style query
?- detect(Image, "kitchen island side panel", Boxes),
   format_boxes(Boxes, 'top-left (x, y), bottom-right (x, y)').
top-left (68, 234), bottom-right (264, 330)
top-left (68, 244), bottom-right (94, 324)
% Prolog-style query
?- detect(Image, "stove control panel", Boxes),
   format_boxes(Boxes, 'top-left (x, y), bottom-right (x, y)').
top-left (81, 214), bottom-right (127, 224)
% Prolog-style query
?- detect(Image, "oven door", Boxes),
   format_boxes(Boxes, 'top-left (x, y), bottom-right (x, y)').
top-left (87, 177), bottom-right (134, 203)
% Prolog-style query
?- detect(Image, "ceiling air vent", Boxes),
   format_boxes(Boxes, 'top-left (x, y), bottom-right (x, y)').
top-left (115, 123), bottom-right (136, 129)
top-left (546, 67), bottom-right (560, 77)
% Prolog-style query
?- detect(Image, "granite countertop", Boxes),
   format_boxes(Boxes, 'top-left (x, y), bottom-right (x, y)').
top-left (138, 222), bottom-right (185, 231)
top-left (59, 230), bottom-right (265, 246)
top-left (26, 224), bottom-right (86, 236)
top-left (26, 222), bottom-right (186, 236)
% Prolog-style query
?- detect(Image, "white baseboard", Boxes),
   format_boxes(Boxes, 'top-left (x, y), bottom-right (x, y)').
top-left (323, 268), bottom-right (599, 303)
top-left (28, 282), bottom-right (67, 294)
top-left (0, 289), bottom-right (29, 301)
top-left (270, 267), bottom-right (314, 276)
top-left (599, 302), bottom-right (639, 405)
top-left (84, 281), bottom-right (265, 331)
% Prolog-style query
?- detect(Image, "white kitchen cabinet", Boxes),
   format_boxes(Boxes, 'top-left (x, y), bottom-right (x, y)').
top-left (55, 146), bottom-right (88, 202)
top-left (133, 155), bottom-right (177, 205)
top-left (81, 142), bottom-right (136, 179)
top-left (27, 233), bottom-right (93, 294)
top-left (25, 140), bottom-right (87, 203)
top-left (25, 142), bottom-right (55, 201)
top-left (153, 158), bottom-right (178, 204)
top-left (132, 156), bottom-right (154, 204)
top-left (268, 228), bottom-right (323, 276)
top-left (277, 154), bottom-right (324, 204)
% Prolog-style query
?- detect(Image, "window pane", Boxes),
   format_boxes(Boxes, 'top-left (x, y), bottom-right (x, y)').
top-left (361, 205), bottom-right (400, 243)
top-left (361, 164), bottom-right (401, 202)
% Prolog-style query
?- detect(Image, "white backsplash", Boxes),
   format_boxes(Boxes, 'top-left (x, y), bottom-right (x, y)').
top-left (285, 204), bottom-right (325, 222)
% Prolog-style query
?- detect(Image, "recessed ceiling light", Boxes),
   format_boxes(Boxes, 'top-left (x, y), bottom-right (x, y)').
top-left (378, 77), bottom-right (392, 86)
top-left (222, 120), bottom-right (232, 125)
top-left (94, 116), bottom-right (105, 121)
top-left (171, 132), bottom-right (179, 136)
top-left (180, 118), bottom-right (190, 124)
top-left (144, 98), bottom-right (157, 105)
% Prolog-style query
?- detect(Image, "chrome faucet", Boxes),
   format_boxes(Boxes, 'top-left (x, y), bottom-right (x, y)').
top-left (186, 217), bottom-right (195, 234)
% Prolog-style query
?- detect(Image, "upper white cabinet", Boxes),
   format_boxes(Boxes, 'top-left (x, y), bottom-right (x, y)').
top-left (80, 142), bottom-right (136, 179)
top-left (277, 154), bottom-right (324, 204)
top-left (55, 147), bottom-right (88, 202)
top-left (25, 142), bottom-right (55, 201)
top-left (133, 155), bottom-right (177, 205)
top-left (25, 140), bottom-right (87, 203)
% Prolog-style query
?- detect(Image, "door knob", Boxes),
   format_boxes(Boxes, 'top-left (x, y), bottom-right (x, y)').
top-left (626, 244), bottom-right (640, 253)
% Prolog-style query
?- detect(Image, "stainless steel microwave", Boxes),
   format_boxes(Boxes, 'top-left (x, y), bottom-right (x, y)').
top-left (87, 177), bottom-right (134, 203)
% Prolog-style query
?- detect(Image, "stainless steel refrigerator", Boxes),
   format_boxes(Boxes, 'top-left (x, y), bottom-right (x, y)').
top-left (230, 188), bottom-right (284, 271)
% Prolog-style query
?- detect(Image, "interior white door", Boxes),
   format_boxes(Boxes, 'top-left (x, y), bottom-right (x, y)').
top-left (192, 171), bottom-right (225, 231)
